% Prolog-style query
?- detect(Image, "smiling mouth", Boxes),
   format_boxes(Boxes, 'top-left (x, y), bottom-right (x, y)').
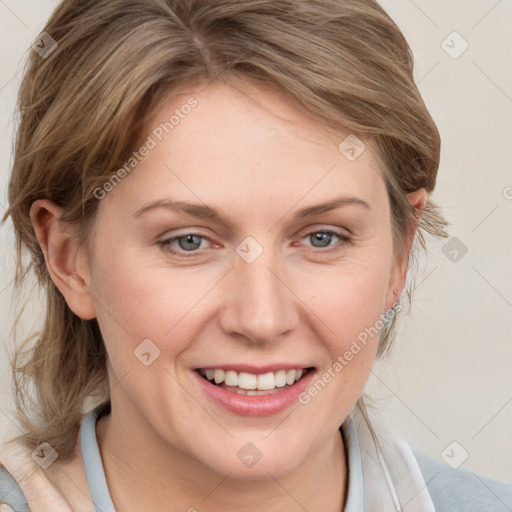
top-left (196, 367), bottom-right (314, 396)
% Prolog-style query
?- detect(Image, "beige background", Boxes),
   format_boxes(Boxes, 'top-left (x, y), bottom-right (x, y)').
top-left (1, 0), bottom-right (511, 485)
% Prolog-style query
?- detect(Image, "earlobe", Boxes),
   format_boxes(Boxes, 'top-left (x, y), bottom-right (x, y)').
top-left (29, 199), bottom-right (96, 320)
top-left (385, 188), bottom-right (428, 310)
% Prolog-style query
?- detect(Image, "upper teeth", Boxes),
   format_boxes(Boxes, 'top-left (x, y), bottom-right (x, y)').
top-left (200, 368), bottom-right (305, 390)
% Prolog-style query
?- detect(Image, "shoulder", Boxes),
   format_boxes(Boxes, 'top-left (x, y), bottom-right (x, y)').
top-left (0, 464), bottom-right (30, 512)
top-left (412, 448), bottom-right (512, 512)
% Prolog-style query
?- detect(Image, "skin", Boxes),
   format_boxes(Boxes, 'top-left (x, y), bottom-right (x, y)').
top-left (30, 79), bottom-right (426, 512)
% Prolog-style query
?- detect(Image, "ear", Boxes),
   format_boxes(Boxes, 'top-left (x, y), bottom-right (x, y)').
top-left (29, 199), bottom-right (96, 320)
top-left (385, 188), bottom-right (427, 310)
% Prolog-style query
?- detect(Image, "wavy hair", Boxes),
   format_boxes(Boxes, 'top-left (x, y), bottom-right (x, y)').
top-left (2, 0), bottom-right (449, 460)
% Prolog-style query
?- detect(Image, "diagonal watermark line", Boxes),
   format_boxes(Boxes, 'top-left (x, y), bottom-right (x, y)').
top-left (266, 164), bottom-right (336, 234)
top-left (472, 472), bottom-right (512, 511)
top-left (162, 163), bottom-right (207, 203)
top-left (163, 162), bottom-right (238, 237)
top-left (267, 142), bottom-right (385, 236)
top-left (471, 396), bottom-right (512, 439)
top-left (199, 471), bottom-right (233, 503)
top-left (472, 0), bottom-right (504, 30)
top-left (162, 368), bottom-right (234, 438)
top-left (264, 410), bottom-right (295, 439)
top-left (0, 409), bottom-right (39, 486)
top-left (78, 279), bottom-right (134, 337)
top-left (55, 467), bottom-right (104, 512)
top-left (265, 471), bottom-right (310, 511)
top-left (406, 0), bottom-right (439, 29)
top-left (414, 265), bottom-right (439, 292)
top-left (107, 367), bottom-right (132, 397)
top-left (400, 471), bottom-right (440, 510)
top-left (471, 265), bottom-right (512, 309)
top-left (265, 265), bottom-right (337, 336)
top-left (417, 62), bottom-right (440, 85)
top-left (0, 276), bottom-right (15, 296)
top-left (0, 0), bottom-right (29, 28)
top-left (163, 267), bottom-right (234, 336)
top-left (0, 407), bottom-right (25, 437)
top-left (472, 61), bottom-right (512, 105)
top-left (470, 204), bottom-right (499, 233)
top-left (370, 370), bottom-right (440, 438)
top-left (365, 144), bottom-right (393, 182)
top-left (0, 68), bottom-right (22, 94)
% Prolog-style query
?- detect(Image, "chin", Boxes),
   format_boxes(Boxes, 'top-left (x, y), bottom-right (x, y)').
top-left (195, 436), bottom-right (310, 481)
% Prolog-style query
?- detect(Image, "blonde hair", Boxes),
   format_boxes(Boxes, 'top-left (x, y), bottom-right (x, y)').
top-left (2, 0), bottom-right (449, 460)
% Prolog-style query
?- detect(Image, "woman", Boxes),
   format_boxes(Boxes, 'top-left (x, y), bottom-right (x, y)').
top-left (1, 0), bottom-right (511, 511)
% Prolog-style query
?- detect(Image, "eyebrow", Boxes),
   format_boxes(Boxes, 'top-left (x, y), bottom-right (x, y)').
top-left (132, 195), bottom-right (371, 224)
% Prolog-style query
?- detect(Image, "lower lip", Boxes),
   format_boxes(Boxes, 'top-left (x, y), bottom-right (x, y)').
top-left (193, 369), bottom-right (316, 416)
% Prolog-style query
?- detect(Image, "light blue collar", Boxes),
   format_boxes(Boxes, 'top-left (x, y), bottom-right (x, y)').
top-left (80, 401), bottom-right (364, 512)
top-left (80, 401), bottom-right (116, 512)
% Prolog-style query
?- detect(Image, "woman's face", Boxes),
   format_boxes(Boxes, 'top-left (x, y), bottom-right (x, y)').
top-left (81, 80), bottom-right (410, 478)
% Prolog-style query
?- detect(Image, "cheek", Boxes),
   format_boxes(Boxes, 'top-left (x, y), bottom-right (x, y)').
top-left (299, 250), bottom-right (392, 403)
top-left (297, 257), bottom-right (390, 422)
top-left (88, 241), bottom-right (222, 361)
top-left (309, 254), bottom-right (392, 343)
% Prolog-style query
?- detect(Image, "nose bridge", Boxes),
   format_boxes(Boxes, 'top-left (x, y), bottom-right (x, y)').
top-left (219, 243), bottom-right (299, 343)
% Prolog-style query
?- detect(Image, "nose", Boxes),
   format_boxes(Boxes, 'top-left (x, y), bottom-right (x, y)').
top-left (218, 249), bottom-right (300, 345)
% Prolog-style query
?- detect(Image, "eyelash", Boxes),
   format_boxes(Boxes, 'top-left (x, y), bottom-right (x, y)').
top-left (158, 229), bottom-right (352, 259)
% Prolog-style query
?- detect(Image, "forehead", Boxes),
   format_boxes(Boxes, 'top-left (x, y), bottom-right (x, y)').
top-left (107, 80), bottom-right (388, 219)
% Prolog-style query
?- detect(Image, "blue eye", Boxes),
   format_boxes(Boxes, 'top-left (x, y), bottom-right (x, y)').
top-left (158, 229), bottom-right (351, 259)
top-left (302, 230), bottom-right (350, 249)
top-left (158, 233), bottom-right (210, 258)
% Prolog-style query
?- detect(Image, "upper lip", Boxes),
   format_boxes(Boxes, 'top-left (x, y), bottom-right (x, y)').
top-left (195, 364), bottom-right (314, 375)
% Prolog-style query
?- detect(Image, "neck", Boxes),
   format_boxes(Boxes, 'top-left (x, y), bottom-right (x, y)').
top-left (96, 399), bottom-right (348, 512)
